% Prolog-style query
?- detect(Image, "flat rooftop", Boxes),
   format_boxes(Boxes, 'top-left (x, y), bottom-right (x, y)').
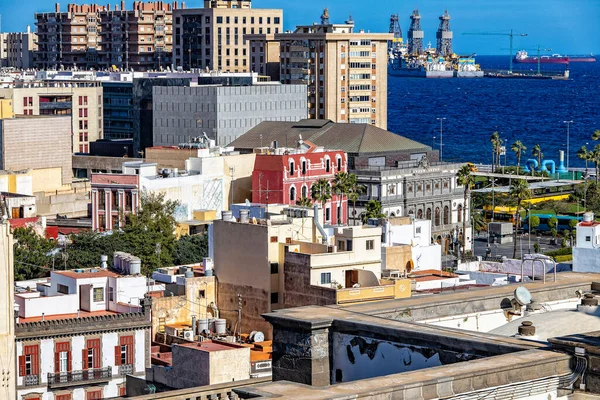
top-left (18, 309), bottom-right (118, 323)
top-left (53, 269), bottom-right (120, 279)
top-left (179, 340), bottom-right (245, 353)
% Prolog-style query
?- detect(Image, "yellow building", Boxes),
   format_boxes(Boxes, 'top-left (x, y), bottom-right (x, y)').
top-left (248, 10), bottom-right (393, 129)
top-left (0, 99), bottom-right (14, 119)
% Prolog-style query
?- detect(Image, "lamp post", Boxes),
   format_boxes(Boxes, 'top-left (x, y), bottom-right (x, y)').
top-left (563, 120), bottom-right (573, 170)
top-left (437, 118), bottom-right (446, 162)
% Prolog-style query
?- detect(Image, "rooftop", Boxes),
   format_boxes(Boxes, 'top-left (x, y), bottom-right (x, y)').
top-left (18, 309), bottom-right (118, 323)
top-left (53, 269), bottom-right (120, 279)
top-left (178, 340), bottom-right (246, 353)
top-left (230, 119), bottom-right (430, 155)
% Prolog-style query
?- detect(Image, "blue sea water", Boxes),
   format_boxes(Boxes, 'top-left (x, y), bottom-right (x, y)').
top-left (387, 55), bottom-right (600, 168)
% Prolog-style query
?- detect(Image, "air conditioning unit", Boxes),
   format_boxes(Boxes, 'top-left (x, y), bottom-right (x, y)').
top-left (182, 330), bottom-right (194, 341)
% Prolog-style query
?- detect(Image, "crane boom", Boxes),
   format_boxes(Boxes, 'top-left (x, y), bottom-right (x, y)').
top-left (462, 29), bottom-right (527, 73)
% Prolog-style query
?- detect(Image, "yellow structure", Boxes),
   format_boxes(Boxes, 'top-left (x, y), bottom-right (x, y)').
top-left (335, 278), bottom-right (411, 304)
top-left (0, 99), bottom-right (14, 119)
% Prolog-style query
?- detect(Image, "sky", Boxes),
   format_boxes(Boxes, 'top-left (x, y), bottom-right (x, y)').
top-left (1, 0), bottom-right (599, 55)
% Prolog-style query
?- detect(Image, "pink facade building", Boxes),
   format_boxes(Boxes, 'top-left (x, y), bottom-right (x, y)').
top-left (91, 168), bottom-right (141, 231)
top-left (251, 144), bottom-right (348, 225)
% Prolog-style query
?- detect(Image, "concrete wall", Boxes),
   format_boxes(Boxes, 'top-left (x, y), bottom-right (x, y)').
top-left (152, 85), bottom-right (307, 147)
top-left (574, 247), bottom-right (600, 273)
top-left (283, 255), bottom-right (337, 309)
top-left (0, 170), bottom-right (33, 195)
top-left (0, 116), bottom-right (72, 189)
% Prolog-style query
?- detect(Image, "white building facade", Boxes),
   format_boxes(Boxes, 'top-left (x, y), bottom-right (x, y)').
top-left (573, 212), bottom-right (600, 273)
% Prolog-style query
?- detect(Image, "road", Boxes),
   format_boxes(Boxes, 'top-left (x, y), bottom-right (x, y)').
top-left (473, 232), bottom-right (563, 259)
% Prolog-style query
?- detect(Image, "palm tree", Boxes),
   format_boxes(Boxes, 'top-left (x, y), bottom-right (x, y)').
top-left (490, 132), bottom-right (501, 173)
top-left (332, 172), bottom-right (350, 223)
top-left (456, 164), bottom-right (474, 259)
top-left (509, 179), bottom-right (532, 259)
top-left (311, 178), bottom-right (332, 208)
top-left (347, 174), bottom-right (366, 225)
top-left (362, 200), bottom-right (385, 224)
top-left (593, 145), bottom-right (600, 184)
top-left (295, 197), bottom-right (312, 207)
top-left (578, 145), bottom-right (592, 175)
top-left (532, 144), bottom-right (543, 171)
top-left (511, 140), bottom-right (527, 173)
top-left (592, 129), bottom-right (600, 142)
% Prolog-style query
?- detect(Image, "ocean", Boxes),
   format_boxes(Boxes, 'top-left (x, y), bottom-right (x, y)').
top-left (387, 55), bottom-right (600, 168)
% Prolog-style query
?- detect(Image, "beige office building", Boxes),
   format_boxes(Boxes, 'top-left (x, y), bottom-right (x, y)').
top-left (249, 11), bottom-right (392, 129)
top-left (172, 0), bottom-right (282, 72)
top-left (0, 82), bottom-right (103, 153)
top-left (0, 28), bottom-right (37, 69)
top-left (35, 2), bottom-right (177, 71)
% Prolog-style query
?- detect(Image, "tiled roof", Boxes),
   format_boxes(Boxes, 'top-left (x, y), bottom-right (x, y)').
top-left (229, 120), bottom-right (430, 154)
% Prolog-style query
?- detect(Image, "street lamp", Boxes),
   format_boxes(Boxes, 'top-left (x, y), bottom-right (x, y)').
top-left (436, 118), bottom-right (446, 162)
top-left (563, 120), bottom-right (574, 170)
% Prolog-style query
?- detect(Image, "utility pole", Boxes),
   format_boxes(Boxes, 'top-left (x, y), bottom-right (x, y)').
top-left (237, 294), bottom-right (242, 339)
top-left (436, 117), bottom-right (446, 162)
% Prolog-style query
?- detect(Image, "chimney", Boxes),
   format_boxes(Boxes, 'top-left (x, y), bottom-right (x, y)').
top-left (121, 0), bottom-right (126, 10)
top-left (115, 4), bottom-right (119, 11)
top-left (55, 3), bottom-right (60, 12)
top-left (174, 1), bottom-right (178, 10)
top-left (182, 2), bottom-right (185, 9)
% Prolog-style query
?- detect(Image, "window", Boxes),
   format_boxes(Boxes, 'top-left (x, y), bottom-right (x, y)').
top-left (366, 240), bottom-right (375, 250)
top-left (85, 339), bottom-right (101, 369)
top-left (289, 160), bottom-right (295, 176)
top-left (290, 186), bottom-right (296, 202)
top-left (115, 335), bottom-right (133, 366)
top-left (435, 207), bottom-right (441, 226)
top-left (320, 273), bottom-right (331, 285)
top-left (57, 284), bottom-right (69, 294)
top-left (457, 205), bottom-right (463, 223)
top-left (325, 208), bottom-right (331, 221)
top-left (270, 292), bottom-right (279, 304)
top-left (55, 342), bottom-right (71, 374)
top-left (274, 17), bottom-right (280, 24)
top-left (93, 287), bottom-right (104, 302)
top-left (337, 157), bottom-right (342, 171)
top-left (337, 240), bottom-right (345, 251)
top-left (301, 186), bottom-right (307, 199)
top-left (270, 263), bottom-right (279, 274)
top-left (87, 390), bottom-right (103, 400)
top-left (19, 345), bottom-right (39, 377)
top-left (326, 158), bottom-right (331, 172)
top-left (270, 236), bottom-right (278, 243)
top-left (346, 240), bottom-right (353, 251)
top-left (56, 395), bottom-right (72, 400)
top-left (199, 290), bottom-right (206, 299)
top-left (388, 184), bottom-right (395, 195)
top-left (586, 236), bottom-right (591, 242)
top-left (444, 206), bottom-right (449, 225)
top-left (107, 286), bottom-right (114, 302)
top-left (301, 161), bottom-right (307, 175)
top-left (416, 227), bottom-right (422, 234)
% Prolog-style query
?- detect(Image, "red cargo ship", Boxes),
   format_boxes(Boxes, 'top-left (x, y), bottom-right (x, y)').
top-left (514, 50), bottom-right (569, 64)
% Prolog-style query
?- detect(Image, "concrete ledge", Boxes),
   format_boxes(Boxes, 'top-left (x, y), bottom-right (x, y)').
top-left (236, 349), bottom-right (573, 399)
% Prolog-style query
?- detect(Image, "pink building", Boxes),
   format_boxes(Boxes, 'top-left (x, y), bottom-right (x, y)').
top-left (251, 143), bottom-right (348, 225)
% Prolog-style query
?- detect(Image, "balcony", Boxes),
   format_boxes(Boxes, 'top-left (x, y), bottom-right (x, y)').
top-left (47, 367), bottom-right (112, 390)
top-left (23, 374), bottom-right (40, 387)
top-left (39, 102), bottom-right (72, 111)
top-left (119, 364), bottom-right (134, 376)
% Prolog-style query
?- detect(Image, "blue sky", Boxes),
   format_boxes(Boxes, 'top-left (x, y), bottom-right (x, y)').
top-left (2, 0), bottom-right (599, 55)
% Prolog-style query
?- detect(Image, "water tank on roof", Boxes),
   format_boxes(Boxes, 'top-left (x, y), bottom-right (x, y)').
top-left (198, 319), bottom-right (209, 335)
top-left (203, 258), bottom-right (214, 277)
top-left (129, 259), bottom-right (141, 275)
top-left (222, 211), bottom-right (234, 221)
top-left (240, 209), bottom-right (250, 224)
top-left (583, 212), bottom-right (594, 222)
top-left (184, 268), bottom-right (194, 278)
top-left (215, 319), bottom-right (227, 335)
top-left (249, 331), bottom-right (265, 343)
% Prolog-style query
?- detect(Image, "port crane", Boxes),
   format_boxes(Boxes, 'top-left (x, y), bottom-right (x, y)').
top-left (462, 29), bottom-right (528, 73)
top-left (501, 45), bottom-right (553, 75)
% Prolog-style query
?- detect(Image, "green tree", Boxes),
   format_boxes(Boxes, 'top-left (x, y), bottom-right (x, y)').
top-left (593, 145), bottom-right (600, 184)
top-left (490, 131), bottom-right (502, 173)
top-left (532, 144), bottom-right (543, 169)
top-left (173, 234), bottom-right (209, 265)
top-left (529, 215), bottom-right (540, 234)
top-left (311, 178), bottom-right (332, 207)
top-left (511, 140), bottom-right (527, 173)
top-left (347, 174), bottom-right (366, 225)
top-left (332, 172), bottom-right (351, 222)
top-left (509, 179), bottom-right (531, 258)
top-left (568, 219), bottom-right (578, 230)
top-left (362, 200), bottom-right (385, 224)
top-left (456, 164), bottom-right (474, 259)
top-left (578, 145), bottom-right (593, 178)
top-left (533, 241), bottom-right (540, 253)
top-left (548, 216), bottom-right (559, 244)
top-left (471, 212), bottom-right (486, 235)
top-left (295, 196), bottom-right (312, 207)
top-left (66, 231), bottom-right (123, 269)
top-left (13, 227), bottom-right (55, 280)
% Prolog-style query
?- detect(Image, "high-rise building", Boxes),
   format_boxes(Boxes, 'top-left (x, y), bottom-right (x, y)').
top-left (34, 1), bottom-right (177, 71)
top-left (0, 27), bottom-right (37, 69)
top-left (248, 10), bottom-right (393, 129)
top-left (172, 0), bottom-right (282, 72)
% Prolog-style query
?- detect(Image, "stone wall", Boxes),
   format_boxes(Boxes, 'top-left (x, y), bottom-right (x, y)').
top-left (283, 255), bottom-right (336, 309)
top-left (217, 281), bottom-right (272, 339)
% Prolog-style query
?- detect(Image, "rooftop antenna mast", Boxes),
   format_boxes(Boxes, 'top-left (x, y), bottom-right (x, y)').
top-left (436, 10), bottom-right (453, 57)
top-left (407, 9), bottom-right (424, 55)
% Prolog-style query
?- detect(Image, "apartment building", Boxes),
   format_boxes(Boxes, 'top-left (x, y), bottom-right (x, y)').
top-left (0, 81), bottom-right (103, 153)
top-left (0, 27), bottom-right (38, 69)
top-left (248, 10), bottom-right (392, 128)
top-left (35, 2), bottom-right (177, 71)
top-left (0, 222), bottom-right (16, 400)
top-left (172, 0), bottom-right (282, 72)
top-left (14, 267), bottom-right (151, 400)
top-left (252, 143), bottom-right (348, 225)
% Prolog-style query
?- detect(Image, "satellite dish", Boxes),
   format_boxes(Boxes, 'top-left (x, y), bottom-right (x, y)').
top-left (514, 286), bottom-right (532, 306)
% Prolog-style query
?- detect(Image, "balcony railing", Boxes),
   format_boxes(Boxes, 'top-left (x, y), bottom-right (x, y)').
top-left (23, 374), bottom-right (40, 387)
top-left (119, 364), bottom-right (134, 376)
top-left (47, 367), bottom-right (112, 389)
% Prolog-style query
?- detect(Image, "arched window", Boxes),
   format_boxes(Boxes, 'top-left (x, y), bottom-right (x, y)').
top-left (290, 186), bottom-right (296, 202)
top-left (337, 156), bottom-right (342, 171)
top-left (301, 185), bottom-right (308, 199)
top-left (443, 206), bottom-right (449, 225)
top-left (435, 207), bottom-right (440, 226)
top-left (426, 208), bottom-right (432, 221)
top-left (289, 160), bottom-right (295, 176)
top-left (417, 209), bottom-right (423, 219)
top-left (301, 160), bottom-right (307, 175)
top-left (325, 157), bottom-right (331, 173)
top-left (457, 204), bottom-right (463, 223)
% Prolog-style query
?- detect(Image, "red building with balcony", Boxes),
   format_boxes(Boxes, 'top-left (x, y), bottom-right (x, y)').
top-left (251, 144), bottom-right (348, 225)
